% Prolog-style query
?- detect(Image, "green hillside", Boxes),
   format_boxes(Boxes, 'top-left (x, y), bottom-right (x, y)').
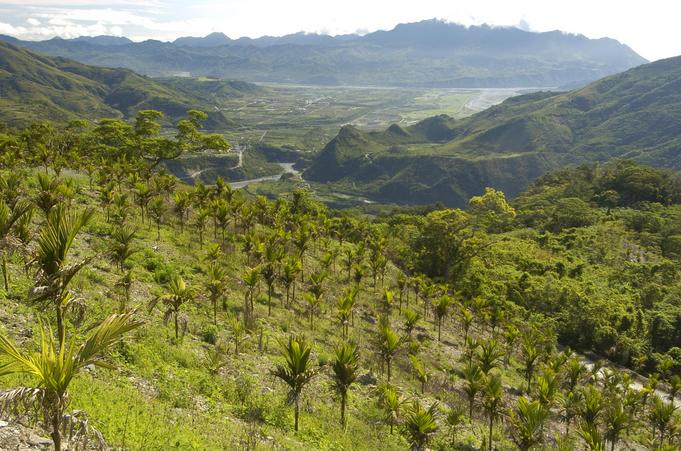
top-left (0, 42), bottom-right (251, 127)
top-left (1, 116), bottom-right (681, 450)
top-left (305, 55), bottom-right (681, 207)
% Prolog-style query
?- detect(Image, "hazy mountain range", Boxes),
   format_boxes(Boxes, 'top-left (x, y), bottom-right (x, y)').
top-left (0, 19), bottom-right (646, 88)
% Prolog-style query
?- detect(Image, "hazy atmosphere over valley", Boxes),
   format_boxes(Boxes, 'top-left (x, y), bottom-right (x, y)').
top-left (1, 1), bottom-right (681, 450)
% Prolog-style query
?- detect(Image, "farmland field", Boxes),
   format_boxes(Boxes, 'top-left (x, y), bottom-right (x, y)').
top-left (212, 84), bottom-right (533, 151)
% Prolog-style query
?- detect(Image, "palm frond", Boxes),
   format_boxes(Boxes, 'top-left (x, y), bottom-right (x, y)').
top-left (0, 387), bottom-right (45, 419)
top-left (76, 311), bottom-right (142, 368)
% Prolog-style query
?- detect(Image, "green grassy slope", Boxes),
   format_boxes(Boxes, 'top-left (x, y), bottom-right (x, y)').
top-left (2, 159), bottom-right (681, 450)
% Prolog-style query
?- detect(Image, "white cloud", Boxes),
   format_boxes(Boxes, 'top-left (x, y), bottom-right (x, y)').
top-left (26, 17), bottom-right (40, 26)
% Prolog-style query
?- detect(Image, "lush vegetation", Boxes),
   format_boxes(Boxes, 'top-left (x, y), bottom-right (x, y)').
top-left (0, 112), bottom-right (680, 450)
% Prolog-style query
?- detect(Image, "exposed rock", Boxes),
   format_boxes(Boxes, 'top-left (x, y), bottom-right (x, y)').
top-left (28, 433), bottom-right (52, 446)
top-left (361, 312), bottom-right (376, 325)
top-left (357, 371), bottom-right (378, 386)
top-left (0, 420), bottom-right (52, 450)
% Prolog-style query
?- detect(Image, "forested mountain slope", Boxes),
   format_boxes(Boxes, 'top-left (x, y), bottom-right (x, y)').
top-left (0, 42), bottom-right (257, 127)
top-left (305, 55), bottom-right (681, 207)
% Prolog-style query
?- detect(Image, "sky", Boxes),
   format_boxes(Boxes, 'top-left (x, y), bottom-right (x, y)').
top-left (0, 0), bottom-right (677, 61)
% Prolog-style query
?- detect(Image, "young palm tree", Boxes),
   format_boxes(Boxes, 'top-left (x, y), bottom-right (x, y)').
top-left (535, 368), bottom-right (560, 408)
top-left (461, 307), bottom-right (474, 343)
top-left (668, 374), bottom-right (681, 404)
top-left (98, 182), bottom-right (115, 223)
top-left (261, 242), bottom-right (282, 316)
top-left (433, 294), bottom-right (453, 342)
top-left (109, 226), bottom-right (137, 272)
top-left (148, 196), bottom-right (166, 241)
top-left (13, 205), bottom-right (35, 276)
top-left (377, 324), bottom-right (401, 381)
top-left (378, 383), bottom-right (403, 435)
top-left (560, 389), bottom-right (583, 435)
top-left (205, 262), bottom-right (226, 325)
top-left (482, 373), bottom-right (504, 451)
top-left (603, 398), bottom-right (630, 451)
top-left (148, 274), bottom-right (193, 341)
top-left (0, 199), bottom-right (32, 290)
top-left (34, 173), bottom-right (63, 217)
top-left (509, 397), bottom-right (549, 451)
top-left (649, 395), bottom-right (676, 447)
top-left (226, 314), bottom-right (247, 355)
top-left (271, 336), bottom-right (319, 432)
top-left (476, 338), bottom-right (503, 375)
top-left (280, 256), bottom-right (302, 307)
top-left (521, 336), bottom-right (540, 392)
top-left (580, 385), bottom-right (603, 430)
top-left (462, 363), bottom-right (484, 419)
top-left (336, 288), bottom-right (357, 339)
top-left (382, 289), bottom-right (394, 315)
top-left (401, 401), bottom-right (439, 451)
top-left (132, 182), bottom-right (150, 221)
top-left (409, 355), bottom-right (429, 394)
top-left (397, 273), bottom-right (407, 312)
top-left (445, 406), bottom-right (465, 447)
top-left (242, 266), bottom-right (260, 327)
top-left (302, 293), bottom-right (323, 330)
top-left (403, 308), bottom-right (421, 337)
top-left (0, 311), bottom-right (141, 451)
top-left (307, 270), bottom-right (326, 306)
top-left (173, 191), bottom-right (190, 233)
top-left (29, 205), bottom-right (94, 348)
top-left (293, 224), bottom-right (311, 278)
top-left (502, 325), bottom-right (519, 368)
top-left (331, 341), bottom-right (360, 426)
top-left (578, 423), bottom-right (606, 451)
top-left (114, 270), bottom-right (133, 313)
top-left (565, 357), bottom-right (586, 392)
top-left (193, 208), bottom-right (209, 248)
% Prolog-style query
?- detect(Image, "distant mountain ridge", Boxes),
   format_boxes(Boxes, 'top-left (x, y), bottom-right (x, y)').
top-left (0, 41), bottom-right (260, 127)
top-left (304, 54), bottom-right (681, 207)
top-left (0, 19), bottom-right (647, 88)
